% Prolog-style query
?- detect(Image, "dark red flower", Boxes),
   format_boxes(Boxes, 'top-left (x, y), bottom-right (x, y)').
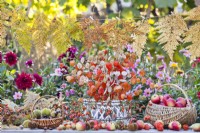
top-left (25, 59), bottom-right (33, 68)
top-left (33, 73), bottom-right (43, 86)
top-left (0, 52), bottom-right (2, 63)
top-left (4, 51), bottom-right (17, 66)
top-left (15, 72), bottom-right (33, 90)
top-left (58, 53), bottom-right (66, 62)
top-left (197, 92), bottom-right (200, 100)
top-left (192, 57), bottom-right (200, 68)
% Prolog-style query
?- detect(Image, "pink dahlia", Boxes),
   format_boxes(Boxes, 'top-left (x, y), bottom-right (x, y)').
top-left (33, 73), bottom-right (43, 86)
top-left (4, 51), bottom-right (17, 66)
top-left (15, 72), bottom-right (33, 90)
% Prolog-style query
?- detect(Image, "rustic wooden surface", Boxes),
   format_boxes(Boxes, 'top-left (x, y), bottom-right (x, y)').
top-left (0, 129), bottom-right (195, 133)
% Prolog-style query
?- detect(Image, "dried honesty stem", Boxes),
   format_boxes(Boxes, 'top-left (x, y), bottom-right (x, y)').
top-left (156, 14), bottom-right (188, 60)
top-left (184, 6), bottom-right (200, 21)
top-left (21, 90), bottom-right (40, 111)
top-left (184, 22), bottom-right (200, 61)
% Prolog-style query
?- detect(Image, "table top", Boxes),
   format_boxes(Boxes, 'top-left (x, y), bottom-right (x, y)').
top-left (0, 129), bottom-right (195, 133)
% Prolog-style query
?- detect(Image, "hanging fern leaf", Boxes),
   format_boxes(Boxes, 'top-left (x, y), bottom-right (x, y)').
top-left (49, 18), bottom-right (72, 55)
top-left (32, 13), bottom-right (49, 57)
top-left (184, 22), bottom-right (200, 61)
top-left (155, 14), bottom-right (188, 60)
top-left (15, 26), bottom-right (32, 54)
top-left (11, 10), bottom-right (32, 55)
top-left (0, 21), bottom-right (6, 47)
top-left (132, 20), bottom-right (150, 58)
top-left (65, 18), bottom-right (84, 42)
top-left (184, 6), bottom-right (200, 21)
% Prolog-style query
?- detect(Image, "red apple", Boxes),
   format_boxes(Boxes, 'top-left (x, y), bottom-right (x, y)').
top-left (163, 94), bottom-right (172, 105)
top-left (154, 120), bottom-right (164, 127)
top-left (151, 94), bottom-right (160, 104)
top-left (94, 124), bottom-right (99, 130)
top-left (136, 120), bottom-right (144, 130)
top-left (154, 120), bottom-right (164, 131)
top-left (144, 123), bottom-right (151, 130)
top-left (168, 121), bottom-right (181, 131)
top-left (160, 102), bottom-right (165, 106)
top-left (101, 122), bottom-right (106, 129)
top-left (159, 95), bottom-right (164, 102)
top-left (143, 115), bottom-right (151, 121)
top-left (176, 97), bottom-right (187, 107)
top-left (183, 124), bottom-right (189, 130)
top-left (166, 98), bottom-right (176, 107)
top-left (175, 101), bottom-right (184, 108)
top-left (191, 123), bottom-right (200, 132)
top-left (76, 121), bottom-right (86, 131)
top-left (106, 122), bottom-right (116, 131)
top-left (71, 122), bottom-right (76, 130)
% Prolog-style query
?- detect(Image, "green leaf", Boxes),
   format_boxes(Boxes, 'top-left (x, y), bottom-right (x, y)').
top-left (155, 0), bottom-right (177, 8)
top-left (134, 0), bottom-right (148, 5)
top-left (0, 66), bottom-right (6, 73)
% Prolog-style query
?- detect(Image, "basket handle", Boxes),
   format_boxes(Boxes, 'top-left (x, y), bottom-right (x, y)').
top-left (162, 84), bottom-right (192, 108)
top-left (31, 95), bottom-right (64, 120)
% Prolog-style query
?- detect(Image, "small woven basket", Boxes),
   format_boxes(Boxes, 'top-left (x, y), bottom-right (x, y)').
top-left (145, 84), bottom-right (197, 126)
top-left (31, 95), bottom-right (64, 129)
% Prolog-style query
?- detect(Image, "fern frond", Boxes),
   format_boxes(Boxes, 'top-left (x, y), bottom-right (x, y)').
top-left (15, 26), bottom-right (32, 54)
top-left (132, 21), bottom-right (150, 58)
top-left (155, 14), bottom-right (188, 60)
top-left (184, 22), bottom-right (200, 61)
top-left (65, 18), bottom-right (84, 42)
top-left (32, 13), bottom-right (49, 57)
top-left (49, 18), bottom-right (72, 55)
top-left (185, 6), bottom-right (200, 21)
top-left (0, 21), bottom-right (6, 47)
top-left (10, 10), bottom-right (33, 54)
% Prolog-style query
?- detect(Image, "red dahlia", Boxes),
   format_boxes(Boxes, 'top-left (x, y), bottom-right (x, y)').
top-left (15, 72), bottom-right (33, 90)
top-left (198, 92), bottom-right (200, 100)
top-left (33, 73), bottom-right (43, 86)
top-left (4, 51), bottom-right (17, 66)
top-left (0, 52), bottom-right (2, 63)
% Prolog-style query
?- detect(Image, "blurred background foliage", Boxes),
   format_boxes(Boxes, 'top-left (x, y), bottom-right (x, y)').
top-left (1, 0), bottom-right (199, 69)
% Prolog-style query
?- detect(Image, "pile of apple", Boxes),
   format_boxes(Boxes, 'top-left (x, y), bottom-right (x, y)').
top-left (150, 94), bottom-right (188, 107)
top-left (56, 119), bottom-right (200, 132)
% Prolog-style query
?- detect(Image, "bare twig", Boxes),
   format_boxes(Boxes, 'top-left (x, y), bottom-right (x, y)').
top-left (26, 0), bottom-right (32, 17)
top-left (146, 0), bottom-right (153, 18)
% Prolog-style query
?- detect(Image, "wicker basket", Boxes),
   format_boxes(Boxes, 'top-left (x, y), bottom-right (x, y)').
top-left (31, 95), bottom-right (64, 129)
top-left (145, 84), bottom-right (197, 126)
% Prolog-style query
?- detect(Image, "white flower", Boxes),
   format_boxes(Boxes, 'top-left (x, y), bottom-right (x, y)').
top-left (108, 87), bottom-right (112, 93)
top-left (81, 57), bottom-right (85, 64)
top-left (79, 75), bottom-right (89, 84)
top-left (122, 71), bottom-right (127, 76)
top-left (77, 71), bottom-right (82, 76)
top-left (85, 63), bottom-right (90, 69)
top-left (77, 63), bottom-right (82, 69)
top-left (50, 68), bottom-right (63, 76)
top-left (114, 71), bottom-right (120, 77)
top-left (100, 61), bottom-right (105, 66)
